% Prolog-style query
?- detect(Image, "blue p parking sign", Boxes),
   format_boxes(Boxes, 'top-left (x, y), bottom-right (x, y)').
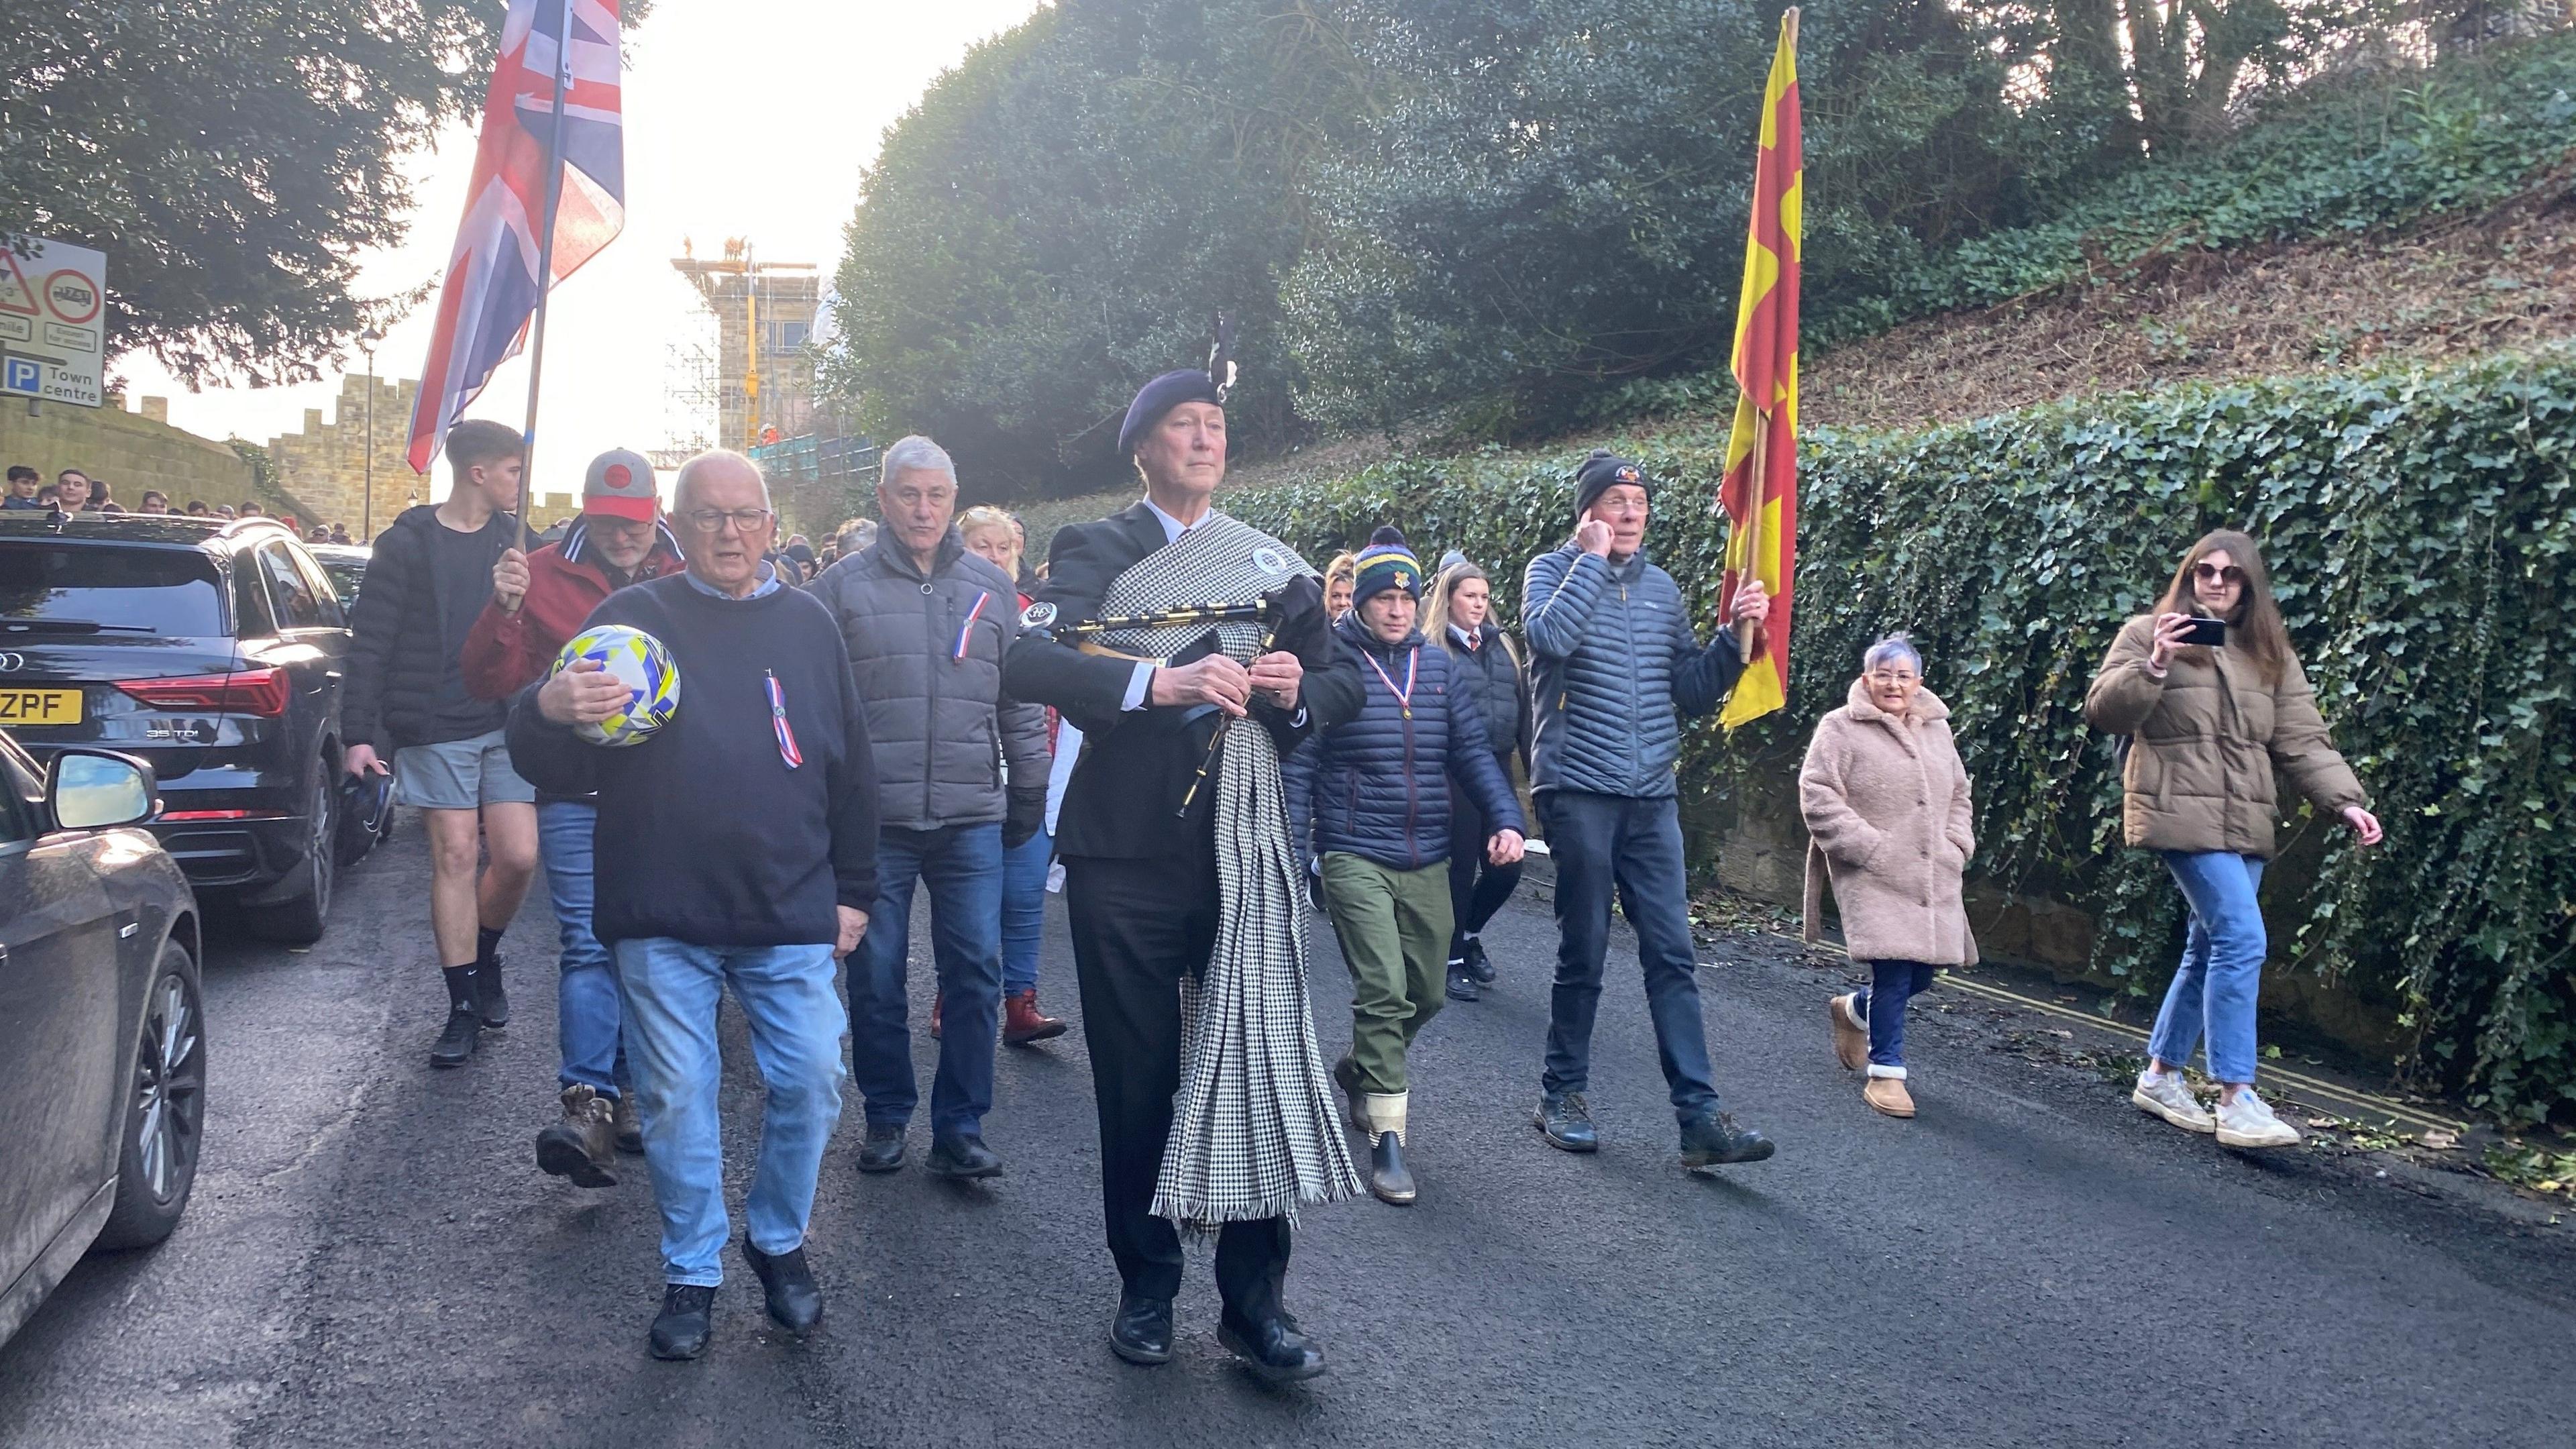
top-left (1, 357), bottom-right (38, 396)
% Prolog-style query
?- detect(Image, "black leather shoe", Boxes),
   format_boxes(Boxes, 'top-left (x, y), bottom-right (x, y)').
top-left (924, 1134), bottom-right (1004, 1179)
top-left (741, 1238), bottom-right (823, 1336)
top-left (1108, 1292), bottom-right (1173, 1366)
top-left (649, 1283), bottom-right (715, 1360)
top-left (856, 1122), bottom-right (906, 1173)
top-left (1532, 1091), bottom-right (1598, 1152)
top-left (1445, 963), bottom-right (1479, 1002)
top-left (428, 1006), bottom-right (481, 1068)
top-left (1218, 1311), bottom-right (1327, 1385)
top-left (475, 955), bottom-right (510, 1028)
top-left (1462, 936), bottom-right (1497, 985)
top-left (1679, 1112), bottom-right (1776, 1168)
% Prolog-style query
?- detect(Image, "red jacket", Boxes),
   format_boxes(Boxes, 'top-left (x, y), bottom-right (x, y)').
top-left (462, 519), bottom-right (684, 700)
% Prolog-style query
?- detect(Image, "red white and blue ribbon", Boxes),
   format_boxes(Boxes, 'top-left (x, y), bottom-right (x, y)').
top-left (1362, 645), bottom-right (1418, 720)
top-left (765, 669), bottom-right (802, 769)
top-left (953, 590), bottom-right (991, 662)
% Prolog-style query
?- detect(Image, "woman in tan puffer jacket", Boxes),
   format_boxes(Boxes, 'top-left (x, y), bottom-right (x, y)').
top-left (2084, 529), bottom-right (2381, 1150)
top-left (1801, 634), bottom-right (1976, 1119)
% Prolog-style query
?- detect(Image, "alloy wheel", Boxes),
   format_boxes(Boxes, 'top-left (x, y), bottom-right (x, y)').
top-left (136, 969), bottom-right (205, 1203)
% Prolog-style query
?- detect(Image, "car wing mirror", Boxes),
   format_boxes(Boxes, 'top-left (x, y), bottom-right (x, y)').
top-left (48, 749), bottom-right (160, 830)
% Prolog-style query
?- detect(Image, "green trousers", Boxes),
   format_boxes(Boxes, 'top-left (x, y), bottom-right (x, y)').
top-left (1320, 851), bottom-right (1456, 1095)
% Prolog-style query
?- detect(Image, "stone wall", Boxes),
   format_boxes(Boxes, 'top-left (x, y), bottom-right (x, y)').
top-left (1, 392), bottom-right (260, 509)
top-left (265, 376), bottom-right (423, 540)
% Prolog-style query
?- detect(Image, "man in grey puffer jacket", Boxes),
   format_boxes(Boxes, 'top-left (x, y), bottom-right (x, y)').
top-left (812, 435), bottom-right (1049, 1179)
top-left (1521, 449), bottom-right (1776, 1171)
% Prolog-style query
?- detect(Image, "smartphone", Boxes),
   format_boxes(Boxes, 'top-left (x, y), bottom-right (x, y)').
top-left (2179, 616), bottom-right (2227, 648)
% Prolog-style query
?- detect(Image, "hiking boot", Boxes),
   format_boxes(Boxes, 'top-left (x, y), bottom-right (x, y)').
top-left (1863, 1075), bottom-right (1916, 1118)
top-left (2214, 1089), bottom-right (2301, 1149)
top-left (649, 1283), bottom-right (715, 1360)
top-left (1532, 1091), bottom-right (1597, 1153)
top-left (1446, 962), bottom-right (1479, 1002)
top-left (857, 1122), bottom-right (906, 1174)
top-left (428, 1006), bottom-right (481, 1069)
top-left (1332, 1055), bottom-right (1367, 1133)
top-left (1003, 988), bottom-right (1067, 1045)
top-left (1678, 1112), bottom-right (1776, 1168)
top-left (474, 954), bottom-right (510, 1029)
top-left (535, 1083), bottom-right (619, 1187)
top-left (1461, 936), bottom-right (1496, 985)
top-left (2131, 1070), bottom-right (2216, 1133)
top-left (1829, 994), bottom-right (1869, 1071)
top-left (612, 1090), bottom-right (645, 1155)
top-left (925, 1134), bottom-right (1004, 1179)
top-left (741, 1237), bottom-right (823, 1335)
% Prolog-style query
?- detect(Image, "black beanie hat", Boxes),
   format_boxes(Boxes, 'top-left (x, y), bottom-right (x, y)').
top-left (1572, 449), bottom-right (1651, 522)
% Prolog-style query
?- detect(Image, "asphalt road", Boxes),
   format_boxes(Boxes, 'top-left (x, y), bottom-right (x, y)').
top-left (5, 825), bottom-right (2573, 1449)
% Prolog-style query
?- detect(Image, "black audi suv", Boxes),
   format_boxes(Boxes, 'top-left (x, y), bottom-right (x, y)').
top-left (0, 513), bottom-right (352, 942)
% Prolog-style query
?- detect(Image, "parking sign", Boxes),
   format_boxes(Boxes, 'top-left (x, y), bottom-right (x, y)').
top-left (0, 236), bottom-right (107, 407)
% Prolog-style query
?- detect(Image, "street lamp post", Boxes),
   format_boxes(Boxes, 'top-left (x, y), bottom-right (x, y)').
top-left (359, 327), bottom-right (383, 539)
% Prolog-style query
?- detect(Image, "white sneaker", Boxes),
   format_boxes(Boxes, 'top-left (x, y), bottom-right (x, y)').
top-left (2214, 1089), bottom-right (2301, 1149)
top-left (2131, 1071), bottom-right (2215, 1133)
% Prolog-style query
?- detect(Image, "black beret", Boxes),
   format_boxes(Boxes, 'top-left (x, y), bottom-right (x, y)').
top-left (1572, 449), bottom-right (1652, 522)
top-left (1118, 368), bottom-right (1223, 457)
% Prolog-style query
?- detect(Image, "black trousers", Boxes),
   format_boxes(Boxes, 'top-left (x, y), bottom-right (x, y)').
top-left (1063, 848), bottom-right (1291, 1319)
top-left (1445, 755), bottom-right (1526, 956)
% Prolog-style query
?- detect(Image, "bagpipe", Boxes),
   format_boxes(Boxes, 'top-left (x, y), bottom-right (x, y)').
top-left (1033, 592), bottom-right (1295, 817)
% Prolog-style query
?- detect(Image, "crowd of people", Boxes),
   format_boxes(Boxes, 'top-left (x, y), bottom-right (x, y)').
top-left (5, 460), bottom-right (361, 541)
top-left (327, 359), bottom-right (2378, 1372)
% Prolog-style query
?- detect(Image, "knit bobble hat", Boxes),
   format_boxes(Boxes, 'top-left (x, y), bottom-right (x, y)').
top-left (1351, 526), bottom-right (1423, 610)
top-left (1572, 448), bottom-right (1652, 522)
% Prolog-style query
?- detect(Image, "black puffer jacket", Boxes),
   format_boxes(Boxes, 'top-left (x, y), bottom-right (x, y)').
top-left (343, 504), bottom-right (515, 752)
top-left (1284, 615), bottom-right (1524, 871)
top-left (1437, 622), bottom-right (1530, 765)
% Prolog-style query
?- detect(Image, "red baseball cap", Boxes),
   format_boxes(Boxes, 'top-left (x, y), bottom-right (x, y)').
top-left (582, 448), bottom-right (659, 522)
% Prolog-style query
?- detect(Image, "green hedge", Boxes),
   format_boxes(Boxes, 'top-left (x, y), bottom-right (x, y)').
top-left (1226, 346), bottom-right (2576, 1124)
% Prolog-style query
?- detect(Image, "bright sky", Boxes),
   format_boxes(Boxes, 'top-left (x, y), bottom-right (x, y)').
top-left (113, 0), bottom-right (1047, 503)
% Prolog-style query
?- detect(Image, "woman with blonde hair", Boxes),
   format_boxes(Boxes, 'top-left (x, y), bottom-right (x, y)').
top-left (1423, 558), bottom-right (1532, 1000)
top-left (2086, 529), bottom-right (2379, 1149)
top-left (1803, 633), bottom-right (1976, 1118)
top-left (1323, 551), bottom-right (1359, 619)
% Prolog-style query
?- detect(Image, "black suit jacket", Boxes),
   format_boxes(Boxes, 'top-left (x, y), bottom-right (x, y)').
top-left (1003, 502), bottom-right (1364, 861)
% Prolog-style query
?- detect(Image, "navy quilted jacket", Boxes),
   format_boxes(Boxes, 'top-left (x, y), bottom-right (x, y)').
top-left (1521, 544), bottom-right (1745, 798)
top-left (1285, 616), bottom-right (1525, 871)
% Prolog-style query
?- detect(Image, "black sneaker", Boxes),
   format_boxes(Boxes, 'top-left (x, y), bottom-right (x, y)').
top-left (1678, 1112), bottom-right (1776, 1168)
top-left (741, 1238), bottom-right (822, 1335)
top-left (429, 1007), bottom-right (481, 1068)
top-left (1446, 962), bottom-right (1479, 1002)
top-left (474, 954), bottom-right (510, 1029)
top-left (649, 1283), bottom-right (716, 1360)
top-left (1532, 1091), bottom-right (1597, 1152)
top-left (1462, 936), bottom-right (1496, 985)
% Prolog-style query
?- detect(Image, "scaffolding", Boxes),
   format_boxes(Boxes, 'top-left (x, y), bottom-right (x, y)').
top-left (669, 237), bottom-right (821, 452)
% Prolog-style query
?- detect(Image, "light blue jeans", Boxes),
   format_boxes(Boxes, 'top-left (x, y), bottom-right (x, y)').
top-left (2148, 851), bottom-right (2269, 1085)
top-left (1001, 824), bottom-right (1052, 995)
top-left (538, 800), bottom-right (623, 1096)
top-left (613, 937), bottom-right (846, 1287)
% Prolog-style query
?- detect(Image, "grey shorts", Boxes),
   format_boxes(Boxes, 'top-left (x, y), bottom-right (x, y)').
top-left (393, 729), bottom-right (535, 811)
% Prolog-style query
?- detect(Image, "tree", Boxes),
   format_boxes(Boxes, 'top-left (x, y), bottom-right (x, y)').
top-left (0, 2), bottom-right (647, 387)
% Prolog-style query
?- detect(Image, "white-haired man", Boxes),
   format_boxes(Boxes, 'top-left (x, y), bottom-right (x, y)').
top-left (508, 451), bottom-right (879, 1361)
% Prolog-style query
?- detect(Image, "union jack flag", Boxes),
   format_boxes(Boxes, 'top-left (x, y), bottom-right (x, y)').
top-left (405, 0), bottom-right (626, 474)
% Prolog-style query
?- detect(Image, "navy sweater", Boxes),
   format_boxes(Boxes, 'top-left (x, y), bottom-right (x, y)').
top-left (506, 574), bottom-right (879, 947)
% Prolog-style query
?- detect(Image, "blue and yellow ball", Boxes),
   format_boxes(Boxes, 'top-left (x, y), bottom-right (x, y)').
top-left (552, 625), bottom-right (680, 747)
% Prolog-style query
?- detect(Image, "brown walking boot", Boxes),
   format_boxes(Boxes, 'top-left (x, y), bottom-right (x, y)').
top-left (1003, 988), bottom-right (1067, 1045)
top-left (535, 1083), bottom-right (619, 1187)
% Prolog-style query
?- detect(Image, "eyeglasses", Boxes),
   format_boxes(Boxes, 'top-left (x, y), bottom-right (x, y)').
top-left (681, 507), bottom-right (774, 534)
top-left (2193, 563), bottom-right (2245, 585)
top-left (1866, 670), bottom-right (1919, 685)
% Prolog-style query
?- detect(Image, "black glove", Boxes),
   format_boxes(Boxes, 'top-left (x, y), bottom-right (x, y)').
top-left (1002, 786), bottom-right (1047, 849)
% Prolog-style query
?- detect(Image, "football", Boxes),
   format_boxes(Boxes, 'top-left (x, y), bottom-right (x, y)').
top-left (552, 624), bottom-right (681, 747)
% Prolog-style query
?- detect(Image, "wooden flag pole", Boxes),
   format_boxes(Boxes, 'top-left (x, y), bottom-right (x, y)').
top-left (513, 1), bottom-right (580, 557)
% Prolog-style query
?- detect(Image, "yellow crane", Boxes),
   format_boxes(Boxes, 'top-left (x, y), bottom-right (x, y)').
top-left (670, 237), bottom-right (817, 451)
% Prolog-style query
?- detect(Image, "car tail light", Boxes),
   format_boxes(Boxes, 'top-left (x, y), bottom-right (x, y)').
top-left (117, 667), bottom-right (290, 717)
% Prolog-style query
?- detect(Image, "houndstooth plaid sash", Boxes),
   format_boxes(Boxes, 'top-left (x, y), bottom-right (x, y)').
top-left (1095, 511), bottom-right (1362, 1226)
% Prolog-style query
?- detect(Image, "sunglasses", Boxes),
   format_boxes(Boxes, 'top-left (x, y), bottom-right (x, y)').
top-left (2193, 562), bottom-right (2245, 585)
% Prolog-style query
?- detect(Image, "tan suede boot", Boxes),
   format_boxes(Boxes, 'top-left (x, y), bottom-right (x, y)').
top-left (1864, 1075), bottom-right (1916, 1118)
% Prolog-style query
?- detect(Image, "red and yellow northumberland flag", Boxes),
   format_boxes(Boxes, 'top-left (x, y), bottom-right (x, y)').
top-left (1717, 7), bottom-right (1802, 729)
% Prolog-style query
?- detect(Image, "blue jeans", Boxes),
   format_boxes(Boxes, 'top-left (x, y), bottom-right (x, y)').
top-left (2149, 851), bottom-right (2269, 1085)
top-left (1001, 824), bottom-right (1052, 995)
top-left (1852, 960), bottom-right (1939, 1078)
top-left (612, 938), bottom-right (845, 1287)
top-left (846, 822), bottom-right (1005, 1138)
top-left (1537, 791), bottom-right (1721, 1122)
top-left (539, 800), bottom-right (624, 1096)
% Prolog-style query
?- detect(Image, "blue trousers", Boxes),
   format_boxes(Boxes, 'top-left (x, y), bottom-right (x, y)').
top-left (539, 799), bottom-right (623, 1096)
top-left (1536, 790), bottom-right (1721, 1123)
top-left (1852, 960), bottom-right (1939, 1077)
top-left (1001, 824), bottom-right (1052, 995)
top-left (846, 822), bottom-right (1006, 1138)
top-left (612, 937), bottom-right (845, 1287)
top-left (2149, 851), bottom-right (2269, 1085)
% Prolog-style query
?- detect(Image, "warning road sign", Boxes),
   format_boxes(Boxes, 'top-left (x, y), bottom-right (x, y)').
top-left (0, 236), bottom-right (105, 407)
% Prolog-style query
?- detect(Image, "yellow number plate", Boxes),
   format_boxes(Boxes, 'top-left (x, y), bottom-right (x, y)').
top-left (0, 688), bottom-right (84, 725)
